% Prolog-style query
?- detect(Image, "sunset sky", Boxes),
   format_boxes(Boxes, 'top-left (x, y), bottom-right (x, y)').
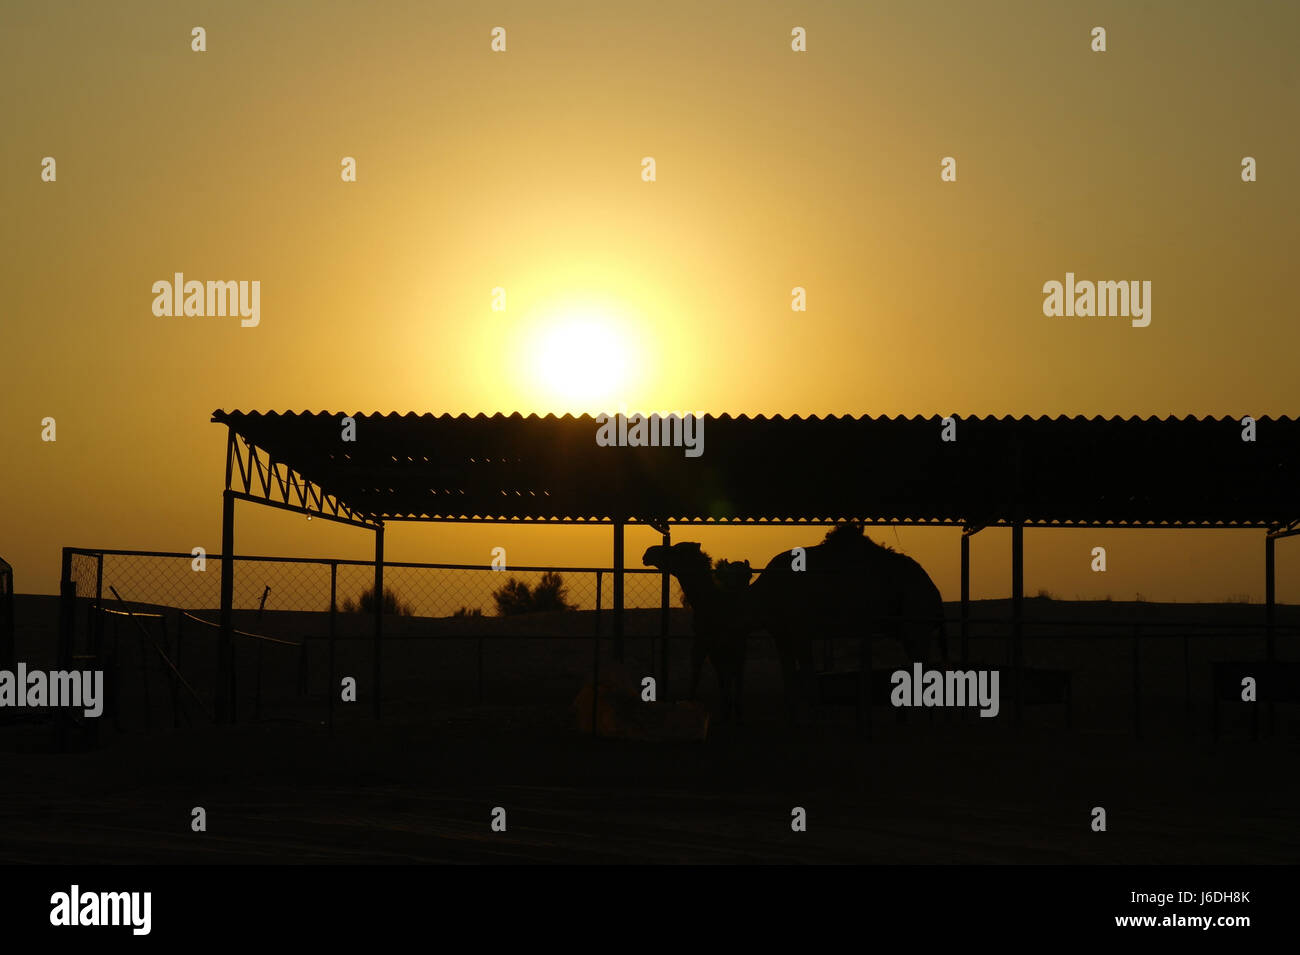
top-left (2, 0), bottom-right (1297, 603)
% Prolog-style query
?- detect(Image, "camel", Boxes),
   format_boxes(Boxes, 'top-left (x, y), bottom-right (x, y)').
top-left (745, 523), bottom-right (948, 717)
top-left (642, 542), bottom-right (751, 721)
top-left (709, 557), bottom-right (753, 720)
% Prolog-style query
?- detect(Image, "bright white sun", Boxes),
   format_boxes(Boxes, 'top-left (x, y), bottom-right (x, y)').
top-left (526, 305), bottom-right (637, 410)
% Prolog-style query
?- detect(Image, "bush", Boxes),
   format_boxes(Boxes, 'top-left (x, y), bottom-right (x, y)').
top-left (531, 571), bottom-right (575, 613)
top-left (453, 606), bottom-right (484, 617)
top-left (492, 578), bottom-right (535, 616)
top-left (492, 572), bottom-right (576, 616)
top-left (340, 586), bottom-right (413, 616)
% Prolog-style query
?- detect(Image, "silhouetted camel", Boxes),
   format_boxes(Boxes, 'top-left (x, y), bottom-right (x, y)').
top-left (642, 542), bottom-right (751, 721)
top-left (746, 524), bottom-right (947, 717)
top-left (709, 557), bottom-right (753, 720)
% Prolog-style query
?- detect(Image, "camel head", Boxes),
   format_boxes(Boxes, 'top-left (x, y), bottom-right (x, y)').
top-left (642, 541), bottom-right (711, 576)
top-left (712, 559), bottom-right (752, 594)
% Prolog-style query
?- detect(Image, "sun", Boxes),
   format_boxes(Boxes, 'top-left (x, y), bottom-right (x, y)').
top-left (522, 301), bottom-right (640, 411)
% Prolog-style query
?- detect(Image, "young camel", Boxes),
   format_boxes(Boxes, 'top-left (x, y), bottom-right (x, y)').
top-left (642, 542), bottom-right (751, 722)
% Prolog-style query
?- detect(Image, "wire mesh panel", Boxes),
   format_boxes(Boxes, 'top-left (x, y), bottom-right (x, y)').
top-left (69, 552), bottom-right (100, 600)
top-left (58, 548), bottom-right (681, 732)
top-left (59, 547), bottom-right (1297, 738)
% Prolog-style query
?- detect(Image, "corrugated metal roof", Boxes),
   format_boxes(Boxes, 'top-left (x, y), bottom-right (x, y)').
top-left (211, 411), bottom-right (1300, 527)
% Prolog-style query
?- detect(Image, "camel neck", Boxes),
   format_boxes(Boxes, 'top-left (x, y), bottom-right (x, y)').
top-left (673, 570), bottom-right (718, 610)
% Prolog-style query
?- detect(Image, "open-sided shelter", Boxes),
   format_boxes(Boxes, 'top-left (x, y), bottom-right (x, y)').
top-left (208, 411), bottom-right (1300, 723)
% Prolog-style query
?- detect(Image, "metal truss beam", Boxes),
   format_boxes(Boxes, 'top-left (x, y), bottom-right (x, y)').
top-left (1267, 519), bottom-right (1300, 539)
top-left (226, 433), bottom-right (379, 528)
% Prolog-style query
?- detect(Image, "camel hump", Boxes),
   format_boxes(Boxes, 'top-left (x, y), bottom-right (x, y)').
top-left (891, 552), bottom-right (945, 608)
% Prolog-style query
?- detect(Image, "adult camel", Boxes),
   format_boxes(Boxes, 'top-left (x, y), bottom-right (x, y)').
top-left (746, 523), bottom-right (947, 717)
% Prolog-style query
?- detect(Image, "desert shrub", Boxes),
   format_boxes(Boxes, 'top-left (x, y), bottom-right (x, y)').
top-left (492, 572), bottom-right (576, 616)
top-left (530, 571), bottom-right (575, 612)
top-left (340, 585), bottom-right (413, 616)
top-left (453, 605), bottom-right (484, 617)
top-left (492, 578), bottom-right (534, 616)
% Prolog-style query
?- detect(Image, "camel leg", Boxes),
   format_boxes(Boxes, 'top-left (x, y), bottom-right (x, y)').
top-left (714, 658), bottom-right (732, 723)
top-left (903, 626), bottom-right (936, 723)
top-left (782, 632), bottom-right (817, 722)
top-left (722, 655), bottom-right (737, 723)
top-left (796, 637), bottom-right (819, 720)
top-left (904, 621), bottom-right (949, 722)
top-left (733, 646), bottom-right (746, 725)
top-left (724, 643), bottom-right (744, 725)
top-left (689, 635), bottom-right (707, 700)
top-left (774, 634), bottom-right (801, 723)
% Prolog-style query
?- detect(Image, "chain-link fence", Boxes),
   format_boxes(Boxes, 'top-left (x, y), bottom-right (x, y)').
top-left (57, 547), bottom-right (1300, 741)
top-left (61, 547), bottom-right (687, 734)
top-left (67, 549), bottom-right (673, 616)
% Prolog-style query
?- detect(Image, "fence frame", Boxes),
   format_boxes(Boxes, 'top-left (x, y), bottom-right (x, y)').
top-left (60, 546), bottom-right (675, 735)
top-left (57, 545), bottom-right (1300, 742)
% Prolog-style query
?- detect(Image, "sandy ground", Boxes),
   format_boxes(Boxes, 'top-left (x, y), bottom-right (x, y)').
top-left (1, 595), bottom-right (1297, 863)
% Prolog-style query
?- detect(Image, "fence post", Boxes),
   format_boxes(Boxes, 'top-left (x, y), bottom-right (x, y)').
top-left (1131, 623), bottom-right (1142, 741)
top-left (58, 548), bottom-right (75, 672)
top-left (94, 552), bottom-right (103, 642)
top-left (659, 529), bottom-right (670, 696)
top-left (86, 606), bottom-right (103, 749)
top-left (139, 611), bottom-right (152, 732)
top-left (297, 639), bottom-right (308, 698)
top-left (175, 611), bottom-right (186, 726)
top-left (1265, 533), bottom-right (1276, 737)
top-left (162, 617), bottom-right (180, 729)
top-left (477, 634), bottom-right (485, 705)
top-left (1265, 533), bottom-right (1276, 662)
top-left (592, 571), bottom-right (602, 737)
top-left (230, 638), bottom-right (238, 724)
top-left (0, 559), bottom-right (14, 673)
top-left (218, 489), bottom-right (235, 724)
top-left (373, 525), bottom-right (384, 721)
top-left (254, 638), bottom-right (264, 722)
top-left (960, 531), bottom-right (971, 664)
top-left (111, 614), bottom-right (122, 732)
top-left (84, 600), bottom-right (94, 659)
top-left (1011, 523), bottom-right (1024, 726)
top-left (612, 522), bottom-right (625, 663)
top-left (90, 555), bottom-right (104, 721)
top-left (57, 549), bottom-right (77, 751)
top-left (328, 561), bottom-right (337, 732)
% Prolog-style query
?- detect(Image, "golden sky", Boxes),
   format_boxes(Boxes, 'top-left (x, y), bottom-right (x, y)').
top-left (2, 0), bottom-right (1297, 603)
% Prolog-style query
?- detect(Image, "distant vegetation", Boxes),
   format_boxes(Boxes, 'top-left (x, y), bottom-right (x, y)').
top-left (492, 572), bottom-right (576, 616)
top-left (453, 606), bottom-right (484, 617)
top-left (340, 585), bottom-right (414, 616)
